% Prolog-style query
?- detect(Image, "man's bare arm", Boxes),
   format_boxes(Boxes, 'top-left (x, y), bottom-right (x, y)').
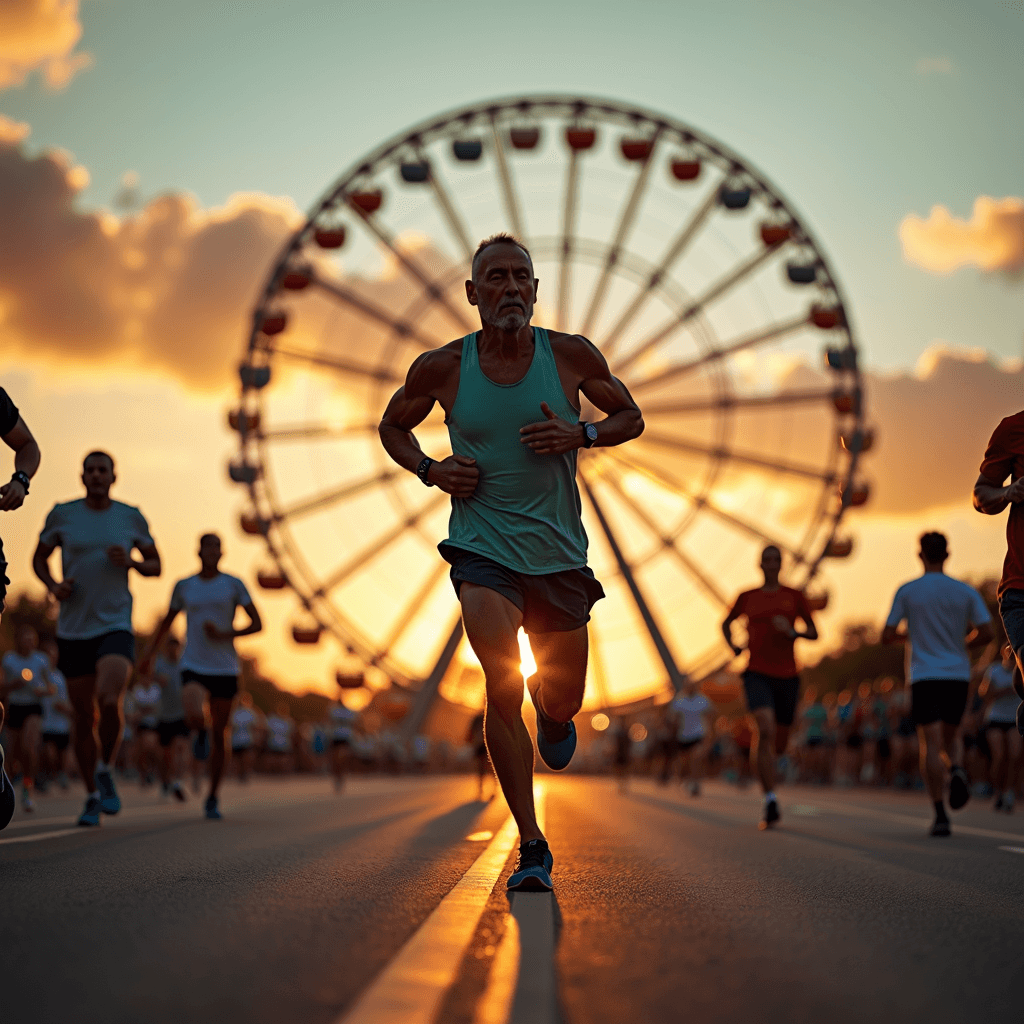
top-left (973, 472), bottom-right (1024, 515)
top-left (721, 609), bottom-right (743, 656)
top-left (33, 539), bottom-right (73, 600)
top-left (0, 417), bottom-right (41, 512)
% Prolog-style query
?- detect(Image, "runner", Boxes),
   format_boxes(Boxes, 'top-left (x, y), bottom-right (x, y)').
top-left (981, 645), bottom-right (1021, 812)
top-left (0, 624), bottom-right (55, 811)
top-left (882, 532), bottom-right (993, 836)
top-left (975, 416), bottom-right (1024, 736)
top-left (0, 384), bottom-right (42, 830)
top-left (153, 636), bottom-right (188, 802)
top-left (610, 716), bottom-right (632, 794)
top-left (33, 451), bottom-right (161, 826)
top-left (230, 693), bottom-right (261, 782)
top-left (466, 710), bottom-right (491, 801)
top-left (264, 703), bottom-right (295, 772)
top-left (799, 686), bottom-right (829, 784)
top-left (378, 233), bottom-right (643, 891)
top-left (327, 693), bottom-right (359, 793)
top-left (666, 680), bottom-right (711, 795)
top-left (140, 533), bottom-right (262, 819)
top-left (131, 673), bottom-right (162, 786)
top-left (39, 638), bottom-right (73, 790)
top-left (722, 545), bottom-right (818, 828)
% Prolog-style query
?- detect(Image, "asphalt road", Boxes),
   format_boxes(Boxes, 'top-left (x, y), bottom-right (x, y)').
top-left (3, 775), bottom-right (1023, 1023)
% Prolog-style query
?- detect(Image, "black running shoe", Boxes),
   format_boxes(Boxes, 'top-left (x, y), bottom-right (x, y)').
top-left (77, 794), bottom-right (102, 827)
top-left (930, 818), bottom-right (951, 837)
top-left (949, 767), bottom-right (970, 810)
top-left (507, 838), bottom-right (554, 891)
top-left (759, 797), bottom-right (781, 830)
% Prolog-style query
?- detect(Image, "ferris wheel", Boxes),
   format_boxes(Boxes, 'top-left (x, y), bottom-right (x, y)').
top-left (228, 95), bottom-right (869, 710)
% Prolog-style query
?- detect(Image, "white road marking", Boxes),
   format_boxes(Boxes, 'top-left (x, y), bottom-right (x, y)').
top-left (998, 846), bottom-right (1024, 855)
top-left (337, 804), bottom-right (520, 1024)
top-left (0, 827), bottom-right (87, 846)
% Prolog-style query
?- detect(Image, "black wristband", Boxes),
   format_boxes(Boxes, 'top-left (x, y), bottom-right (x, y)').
top-left (416, 457), bottom-right (435, 486)
top-left (12, 471), bottom-right (29, 494)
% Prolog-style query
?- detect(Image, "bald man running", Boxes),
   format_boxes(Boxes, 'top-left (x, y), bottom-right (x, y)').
top-left (379, 234), bottom-right (644, 891)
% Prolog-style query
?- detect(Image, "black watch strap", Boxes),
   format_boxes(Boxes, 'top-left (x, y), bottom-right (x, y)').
top-left (416, 457), bottom-right (435, 486)
top-left (12, 471), bottom-right (29, 494)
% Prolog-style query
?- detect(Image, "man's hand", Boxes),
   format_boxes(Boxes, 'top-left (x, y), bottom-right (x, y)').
top-left (0, 478), bottom-right (26, 511)
top-left (107, 545), bottom-right (131, 568)
top-left (428, 455), bottom-right (479, 498)
top-left (1006, 478), bottom-right (1024, 503)
top-left (51, 578), bottom-right (74, 601)
top-left (203, 621), bottom-right (234, 641)
top-left (772, 614), bottom-right (796, 639)
top-left (729, 642), bottom-right (744, 656)
top-left (520, 402), bottom-right (582, 454)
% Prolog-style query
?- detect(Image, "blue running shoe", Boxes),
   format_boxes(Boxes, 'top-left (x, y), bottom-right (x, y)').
top-left (530, 688), bottom-right (577, 771)
top-left (77, 794), bottom-right (102, 827)
top-left (193, 729), bottom-right (211, 762)
top-left (507, 838), bottom-right (553, 891)
top-left (0, 745), bottom-right (15, 831)
top-left (204, 795), bottom-right (221, 820)
top-left (95, 768), bottom-right (121, 815)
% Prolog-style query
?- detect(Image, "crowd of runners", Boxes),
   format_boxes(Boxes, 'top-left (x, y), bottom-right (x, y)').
top-left (2, 232), bottom-right (1024, 884)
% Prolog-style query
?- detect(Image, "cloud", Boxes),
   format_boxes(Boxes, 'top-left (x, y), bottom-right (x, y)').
top-left (915, 57), bottom-right (954, 76)
top-left (899, 196), bottom-right (1024, 275)
top-left (0, 121), bottom-right (305, 389)
top-left (0, 0), bottom-right (92, 90)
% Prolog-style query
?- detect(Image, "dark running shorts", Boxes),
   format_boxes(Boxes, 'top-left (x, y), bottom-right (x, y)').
top-left (876, 736), bottom-right (892, 760)
top-left (331, 737), bottom-right (350, 749)
top-left (57, 630), bottom-right (135, 678)
top-left (805, 736), bottom-right (824, 748)
top-left (439, 544), bottom-right (605, 634)
top-left (232, 743), bottom-right (252, 755)
top-left (42, 731), bottom-right (71, 751)
top-left (679, 736), bottom-right (703, 752)
top-left (911, 680), bottom-right (969, 727)
top-left (986, 719), bottom-right (1016, 733)
top-left (846, 733), bottom-right (864, 750)
top-left (157, 718), bottom-right (189, 747)
top-left (6, 703), bottom-right (42, 730)
top-left (181, 670), bottom-right (238, 702)
top-left (742, 670), bottom-right (800, 727)
top-left (999, 588), bottom-right (1024, 656)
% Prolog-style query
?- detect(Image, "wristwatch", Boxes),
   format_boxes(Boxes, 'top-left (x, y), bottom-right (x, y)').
top-left (11, 471), bottom-right (29, 494)
top-left (580, 422), bottom-right (598, 449)
top-left (416, 456), bottom-right (435, 486)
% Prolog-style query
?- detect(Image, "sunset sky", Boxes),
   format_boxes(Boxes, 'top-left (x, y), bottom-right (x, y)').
top-left (1, 0), bottom-right (1022, 701)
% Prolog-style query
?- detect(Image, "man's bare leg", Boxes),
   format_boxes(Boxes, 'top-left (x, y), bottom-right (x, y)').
top-left (207, 698), bottom-right (233, 801)
top-left (752, 708), bottom-right (777, 794)
top-left (96, 654), bottom-right (132, 765)
top-left (461, 584), bottom-right (542, 842)
top-left (529, 626), bottom-right (588, 729)
top-left (918, 722), bottom-right (946, 806)
top-left (68, 675), bottom-right (99, 793)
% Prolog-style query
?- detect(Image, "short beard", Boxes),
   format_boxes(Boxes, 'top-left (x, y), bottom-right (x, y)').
top-left (482, 305), bottom-right (531, 332)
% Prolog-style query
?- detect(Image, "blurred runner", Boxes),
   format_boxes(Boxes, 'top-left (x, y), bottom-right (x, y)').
top-left (722, 545), bottom-right (818, 828)
top-left (611, 716), bottom-right (631, 794)
top-left (981, 646), bottom-right (1021, 812)
top-left (974, 413), bottom-right (1024, 736)
top-left (466, 710), bottom-right (491, 800)
top-left (378, 234), bottom-right (643, 891)
top-left (882, 532), bottom-right (993, 836)
top-left (667, 680), bottom-right (711, 795)
top-left (141, 533), bottom-right (262, 820)
top-left (153, 637), bottom-right (188, 802)
top-left (1, 624), bottom-right (55, 811)
top-left (799, 687), bottom-right (829, 784)
top-left (39, 638), bottom-right (73, 790)
top-left (328, 694), bottom-right (358, 792)
top-left (230, 693), bottom-right (261, 782)
top-left (265, 703), bottom-right (295, 772)
top-left (132, 673), bottom-right (162, 787)
top-left (33, 450), bottom-right (161, 826)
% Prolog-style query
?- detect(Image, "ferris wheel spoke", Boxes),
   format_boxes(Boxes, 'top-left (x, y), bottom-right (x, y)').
top-left (376, 560), bottom-right (449, 659)
top-left (580, 474), bottom-right (686, 690)
top-left (314, 492), bottom-right (448, 597)
top-left (259, 419), bottom-right (447, 444)
top-left (489, 115), bottom-right (526, 242)
top-left (641, 385), bottom-right (837, 418)
top-left (599, 182), bottom-right (722, 358)
top-left (276, 469), bottom-right (404, 523)
top-left (420, 153), bottom-right (475, 263)
top-left (556, 150), bottom-right (581, 332)
top-left (605, 448), bottom-right (805, 563)
top-left (629, 314), bottom-right (809, 395)
top-left (579, 128), bottom-right (663, 338)
top-left (638, 432), bottom-right (836, 483)
top-left (272, 344), bottom-right (405, 385)
top-left (597, 466), bottom-right (730, 607)
top-left (612, 243), bottom-right (787, 376)
top-left (348, 204), bottom-right (474, 333)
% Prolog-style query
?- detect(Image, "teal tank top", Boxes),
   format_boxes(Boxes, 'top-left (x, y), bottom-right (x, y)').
top-left (442, 327), bottom-right (589, 574)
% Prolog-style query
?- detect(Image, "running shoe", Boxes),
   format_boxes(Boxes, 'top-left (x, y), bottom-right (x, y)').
top-left (21, 786), bottom-right (34, 812)
top-left (930, 818), bottom-right (951, 837)
top-left (529, 688), bottom-right (577, 771)
top-left (94, 767), bottom-right (121, 815)
top-left (995, 793), bottom-right (1005, 812)
top-left (77, 794), bottom-right (102, 827)
top-left (204, 795), bottom-right (221, 820)
top-left (507, 838), bottom-right (554, 891)
top-left (193, 729), bottom-right (211, 762)
top-left (949, 767), bottom-right (971, 811)
top-left (0, 745), bottom-right (15, 831)
top-left (172, 781), bottom-right (186, 803)
top-left (1004, 791), bottom-right (1015, 814)
top-left (759, 797), bottom-right (781, 830)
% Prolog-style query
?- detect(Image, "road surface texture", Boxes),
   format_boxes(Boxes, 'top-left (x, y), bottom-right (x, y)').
top-left (3, 775), bottom-right (1022, 1023)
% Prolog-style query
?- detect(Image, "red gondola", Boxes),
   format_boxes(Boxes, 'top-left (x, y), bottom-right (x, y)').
top-left (260, 311), bottom-right (286, 335)
top-left (832, 389), bottom-right (859, 414)
top-left (314, 225), bottom-right (346, 249)
top-left (841, 427), bottom-right (875, 453)
top-left (810, 305), bottom-right (841, 329)
top-left (509, 127), bottom-right (540, 150)
top-left (292, 625), bottom-right (322, 645)
top-left (823, 537), bottom-right (854, 558)
top-left (805, 591), bottom-right (830, 611)
top-left (620, 138), bottom-right (652, 161)
top-left (228, 409), bottom-right (261, 432)
top-left (566, 127), bottom-right (596, 151)
top-left (670, 159), bottom-right (701, 181)
top-left (760, 224), bottom-right (791, 246)
top-left (240, 512), bottom-right (268, 536)
top-left (336, 671), bottom-right (364, 689)
top-left (257, 570), bottom-right (287, 590)
top-left (349, 190), bottom-right (383, 213)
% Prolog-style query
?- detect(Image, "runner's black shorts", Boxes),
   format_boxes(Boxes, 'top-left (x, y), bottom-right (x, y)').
top-left (158, 718), bottom-right (189, 747)
top-left (742, 670), bottom-right (800, 727)
top-left (6, 703), bottom-right (42, 730)
top-left (43, 731), bottom-right (70, 751)
top-left (911, 679), bottom-right (969, 727)
top-left (57, 630), bottom-right (135, 678)
top-left (679, 736), bottom-right (703, 752)
top-left (181, 670), bottom-right (238, 701)
top-left (439, 544), bottom-right (605, 633)
top-left (232, 743), bottom-right (252, 755)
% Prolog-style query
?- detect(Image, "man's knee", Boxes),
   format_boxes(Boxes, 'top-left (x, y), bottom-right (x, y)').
top-left (753, 710), bottom-right (775, 739)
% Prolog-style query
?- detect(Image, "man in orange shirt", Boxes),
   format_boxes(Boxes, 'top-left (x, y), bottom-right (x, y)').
top-left (974, 412), bottom-right (1024, 737)
top-left (722, 545), bottom-right (818, 828)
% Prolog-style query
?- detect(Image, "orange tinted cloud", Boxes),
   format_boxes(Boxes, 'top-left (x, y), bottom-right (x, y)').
top-left (899, 197), bottom-right (1024, 275)
top-left (0, 121), bottom-right (304, 389)
top-left (0, 0), bottom-right (92, 90)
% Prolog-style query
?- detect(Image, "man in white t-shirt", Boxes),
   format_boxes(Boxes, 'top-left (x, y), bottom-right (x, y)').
top-left (141, 533), bottom-right (262, 819)
top-left (33, 451), bottom-right (162, 827)
top-left (230, 693), bottom-right (263, 782)
top-left (666, 680), bottom-right (712, 795)
top-left (882, 532), bottom-right (993, 836)
top-left (39, 638), bottom-right (73, 791)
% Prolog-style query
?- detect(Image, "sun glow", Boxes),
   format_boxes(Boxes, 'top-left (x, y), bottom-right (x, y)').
top-left (518, 628), bottom-right (535, 679)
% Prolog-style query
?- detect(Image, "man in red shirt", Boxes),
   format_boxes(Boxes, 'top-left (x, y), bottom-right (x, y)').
top-left (722, 545), bottom-right (818, 827)
top-left (974, 412), bottom-right (1024, 736)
